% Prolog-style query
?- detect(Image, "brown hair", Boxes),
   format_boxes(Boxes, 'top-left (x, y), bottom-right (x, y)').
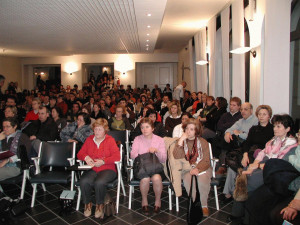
top-left (182, 118), bottom-right (203, 137)
top-left (168, 100), bottom-right (181, 116)
top-left (255, 105), bottom-right (272, 118)
top-left (139, 117), bottom-right (154, 129)
top-left (92, 118), bottom-right (109, 133)
top-left (115, 104), bottom-right (125, 114)
top-left (230, 97), bottom-right (242, 106)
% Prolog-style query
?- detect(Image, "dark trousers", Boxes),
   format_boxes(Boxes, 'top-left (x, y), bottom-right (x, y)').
top-left (80, 169), bottom-right (117, 204)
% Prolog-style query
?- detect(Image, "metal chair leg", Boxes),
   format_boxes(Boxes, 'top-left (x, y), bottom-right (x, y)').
top-left (214, 185), bottom-right (219, 210)
top-left (31, 184), bottom-right (37, 207)
top-left (76, 187), bottom-right (81, 211)
top-left (128, 185), bottom-right (132, 209)
top-left (168, 187), bottom-right (172, 210)
top-left (176, 196), bottom-right (179, 212)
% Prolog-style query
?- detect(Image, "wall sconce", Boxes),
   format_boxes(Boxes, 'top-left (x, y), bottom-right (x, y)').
top-left (196, 60), bottom-right (209, 65)
top-left (230, 47), bottom-right (256, 58)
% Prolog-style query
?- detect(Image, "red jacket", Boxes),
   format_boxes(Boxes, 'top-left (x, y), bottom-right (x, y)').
top-left (24, 110), bottom-right (39, 121)
top-left (77, 135), bottom-right (120, 173)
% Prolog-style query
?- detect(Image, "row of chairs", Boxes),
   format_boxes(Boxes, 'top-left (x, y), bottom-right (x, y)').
top-left (0, 129), bottom-right (221, 213)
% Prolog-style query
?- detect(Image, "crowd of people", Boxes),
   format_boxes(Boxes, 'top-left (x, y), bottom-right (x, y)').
top-left (0, 73), bottom-right (299, 224)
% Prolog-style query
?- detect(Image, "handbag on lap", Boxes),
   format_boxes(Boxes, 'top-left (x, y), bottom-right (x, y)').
top-left (133, 152), bottom-right (164, 180)
top-left (187, 175), bottom-right (203, 225)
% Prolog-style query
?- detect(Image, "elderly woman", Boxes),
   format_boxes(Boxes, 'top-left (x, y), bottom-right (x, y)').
top-left (60, 112), bottom-right (93, 151)
top-left (130, 118), bottom-right (167, 215)
top-left (77, 118), bottom-right (120, 218)
top-left (0, 106), bottom-right (18, 131)
top-left (0, 117), bottom-right (31, 180)
top-left (173, 118), bottom-right (212, 217)
top-left (24, 97), bottom-right (41, 121)
top-left (108, 104), bottom-right (132, 131)
top-left (165, 100), bottom-right (182, 137)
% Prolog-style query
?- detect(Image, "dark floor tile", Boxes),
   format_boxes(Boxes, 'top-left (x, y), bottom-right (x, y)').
top-left (167, 218), bottom-right (187, 225)
top-left (104, 218), bottom-right (130, 225)
top-left (32, 211), bottom-right (57, 224)
top-left (18, 217), bottom-right (39, 225)
top-left (220, 202), bottom-right (233, 214)
top-left (126, 199), bottom-right (142, 211)
top-left (199, 217), bottom-right (227, 225)
top-left (135, 205), bottom-right (155, 217)
top-left (120, 211), bottom-right (147, 224)
top-left (41, 217), bottom-right (69, 225)
top-left (150, 211), bottom-right (177, 224)
top-left (115, 204), bottom-right (132, 217)
top-left (90, 215), bottom-right (117, 224)
top-left (72, 218), bottom-right (101, 225)
top-left (136, 218), bottom-right (162, 225)
top-left (41, 199), bottom-right (61, 210)
top-left (59, 210), bottom-right (87, 224)
top-left (165, 207), bottom-right (187, 218)
top-left (26, 204), bottom-right (48, 216)
top-left (45, 184), bottom-right (65, 193)
top-left (210, 210), bottom-right (231, 223)
top-left (36, 193), bottom-right (57, 203)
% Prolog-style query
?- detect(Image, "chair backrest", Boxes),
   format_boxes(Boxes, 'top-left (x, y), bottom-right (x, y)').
top-left (38, 142), bottom-right (76, 167)
top-left (108, 130), bottom-right (126, 147)
top-left (208, 143), bottom-right (216, 178)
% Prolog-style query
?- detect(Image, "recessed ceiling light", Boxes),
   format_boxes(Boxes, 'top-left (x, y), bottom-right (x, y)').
top-left (147, 13), bottom-right (151, 17)
top-left (146, 40), bottom-right (149, 42)
top-left (146, 48), bottom-right (149, 51)
top-left (147, 25), bottom-right (151, 28)
top-left (147, 34), bottom-right (150, 36)
top-left (146, 44), bottom-right (149, 47)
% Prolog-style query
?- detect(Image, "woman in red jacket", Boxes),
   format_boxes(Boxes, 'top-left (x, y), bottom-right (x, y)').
top-left (77, 118), bottom-right (120, 219)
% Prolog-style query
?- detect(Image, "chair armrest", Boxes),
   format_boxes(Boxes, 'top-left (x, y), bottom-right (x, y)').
top-left (67, 157), bottom-right (75, 166)
top-left (77, 159), bottom-right (84, 166)
top-left (211, 158), bottom-right (219, 162)
top-left (31, 157), bottom-right (41, 174)
top-left (31, 157), bottom-right (40, 162)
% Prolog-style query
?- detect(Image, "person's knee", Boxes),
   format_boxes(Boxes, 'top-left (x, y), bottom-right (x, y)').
top-left (94, 178), bottom-right (106, 187)
top-left (140, 177), bottom-right (151, 183)
top-left (151, 174), bottom-right (162, 183)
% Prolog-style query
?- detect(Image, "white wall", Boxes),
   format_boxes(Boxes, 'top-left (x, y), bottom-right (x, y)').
top-left (0, 56), bottom-right (22, 90)
top-left (21, 53), bottom-right (178, 89)
top-left (178, 45), bottom-right (193, 91)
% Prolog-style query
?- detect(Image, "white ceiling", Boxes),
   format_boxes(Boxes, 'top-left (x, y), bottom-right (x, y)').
top-left (0, 0), bottom-right (230, 57)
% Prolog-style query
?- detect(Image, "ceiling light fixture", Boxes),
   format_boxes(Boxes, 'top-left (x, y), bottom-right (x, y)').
top-left (147, 34), bottom-right (150, 36)
top-left (230, 47), bottom-right (256, 58)
top-left (196, 60), bottom-right (209, 65)
top-left (146, 44), bottom-right (149, 47)
top-left (146, 40), bottom-right (149, 42)
top-left (147, 13), bottom-right (151, 17)
top-left (147, 25), bottom-right (151, 28)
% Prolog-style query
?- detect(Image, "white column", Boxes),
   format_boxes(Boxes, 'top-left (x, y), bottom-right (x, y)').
top-left (221, 6), bottom-right (230, 101)
top-left (232, 0), bottom-right (246, 102)
top-left (262, 0), bottom-right (292, 114)
top-left (189, 39), bottom-right (196, 92)
top-left (208, 17), bottom-right (216, 97)
top-left (198, 28), bottom-right (208, 93)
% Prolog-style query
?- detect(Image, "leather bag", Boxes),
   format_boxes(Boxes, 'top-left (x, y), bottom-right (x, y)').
top-left (133, 152), bottom-right (164, 180)
top-left (187, 175), bottom-right (203, 225)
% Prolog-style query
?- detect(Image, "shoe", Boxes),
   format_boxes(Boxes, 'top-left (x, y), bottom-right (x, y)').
top-left (84, 202), bottom-right (92, 217)
top-left (142, 205), bottom-right (150, 216)
top-left (219, 194), bottom-right (233, 204)
top-left (226, 215), bottom-right (242, 223)
top-left (202, 207), bottom-right (209, 217)
top-left (95, 204), bottom-right (104, 219)
top-left (153, 206), bottom-right (160, 214)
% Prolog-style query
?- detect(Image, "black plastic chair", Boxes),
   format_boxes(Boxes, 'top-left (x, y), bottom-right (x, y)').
top-left (30, 142), bottom-right (76, 207)
top-left (0, 145), bottom-right (30, 199)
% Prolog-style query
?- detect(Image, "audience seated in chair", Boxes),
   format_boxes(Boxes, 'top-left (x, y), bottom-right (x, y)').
top-left (0, 117), bottom-right (31, 180)
top-left (77, 118), bottom-right (120, 219)
top-left (130, 117), bottom-right (167, 215)
top-left (172, 118), bottom-right (212, 217)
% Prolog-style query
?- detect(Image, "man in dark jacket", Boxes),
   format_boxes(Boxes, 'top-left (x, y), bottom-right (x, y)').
top-left (23, 106), bottom-right (58, 155)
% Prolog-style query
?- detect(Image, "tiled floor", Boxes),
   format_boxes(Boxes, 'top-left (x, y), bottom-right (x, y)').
top-left (1, 180), bottom-right (232, 225)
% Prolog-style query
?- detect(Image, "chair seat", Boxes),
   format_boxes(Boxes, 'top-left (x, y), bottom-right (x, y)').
top-left (130, 178), bottom-right (170, 186)
top-left (0, 173), bottom-right (23, 185)
top-left (30, 171), bottom-right (71, 184)
top-left (75, 179), bottom-right (118, 188)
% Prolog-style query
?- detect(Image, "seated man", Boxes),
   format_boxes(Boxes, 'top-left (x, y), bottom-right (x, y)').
top-left (211, 97), bottom-right (242, 158)
top-left (22, 106), bottom-right (58, 156)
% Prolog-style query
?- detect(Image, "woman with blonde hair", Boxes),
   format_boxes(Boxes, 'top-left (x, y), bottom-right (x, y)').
top-left (173, 118), bottom-right (212, 217)
top-left (24, 97), bottom-right (41, 121)
top-left (165, 100), bottom-right (182, 137)
top-left (77, 118), bottom-right (120, 219)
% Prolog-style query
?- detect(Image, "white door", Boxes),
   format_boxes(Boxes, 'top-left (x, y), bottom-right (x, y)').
top-left (136, 63), bottom-right (177, 90)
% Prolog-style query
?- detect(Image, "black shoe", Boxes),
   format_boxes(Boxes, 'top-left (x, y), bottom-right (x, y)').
top-left (223, 196), bottom-right (233, 204)
top-left (226, 215), bottom-right (240, 223)
top-left (142, 206), bottom-right (150, 216)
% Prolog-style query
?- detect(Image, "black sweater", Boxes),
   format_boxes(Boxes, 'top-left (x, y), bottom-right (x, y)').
top-left (242, 122), bottom-right (274, 153)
